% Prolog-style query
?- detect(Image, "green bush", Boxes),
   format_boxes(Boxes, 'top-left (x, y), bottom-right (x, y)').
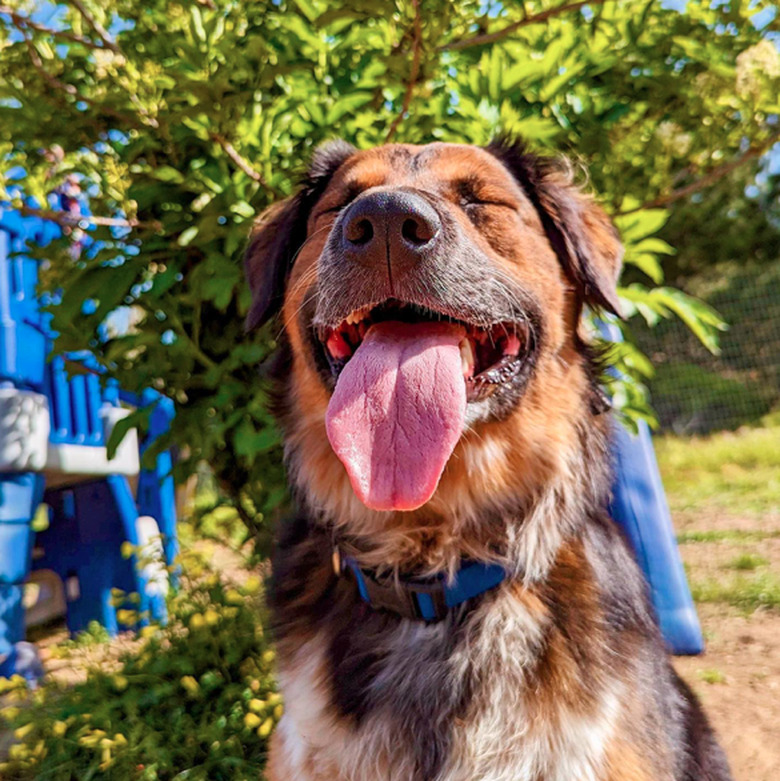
top-left (2, 0), bottom-right (776, 540)
top-left (0, 552), bottom-right (278, 781)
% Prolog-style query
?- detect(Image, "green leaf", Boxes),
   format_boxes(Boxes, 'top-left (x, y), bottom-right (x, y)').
top-left (178, 226), bottom-right (199, 246)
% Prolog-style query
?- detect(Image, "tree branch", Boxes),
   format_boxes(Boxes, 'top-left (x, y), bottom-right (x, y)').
top-left (16, 204), bottom-right (161, 231)
top-left (23, 37), bottom-right (80, 97)
top-left (620, 134), bottom-right (780, 214)
top-left (385, 0), bottom-right (423, 143)
top-left (440, 0), bottom-right (608, 51)
top-left (67, 0), bottom-right (122, 54)
top-left (18, 29), bottom-right (159, 131)
top-left (210, 133), bottom-right (280, 196)
top-left (0, 5), bottom-right (105, 49)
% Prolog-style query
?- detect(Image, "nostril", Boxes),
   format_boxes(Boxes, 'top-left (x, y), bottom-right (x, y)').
top-left (345, 218), bottom-right (374, 246)
top-left (402, 217), bottom-right (437, 246)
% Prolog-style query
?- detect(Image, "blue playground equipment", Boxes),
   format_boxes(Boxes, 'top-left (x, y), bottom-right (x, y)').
top-left (0, 201), bottom-right (178, 681)
top-left (609, 420), bottom-right (704, 655)
top-left (602, 319), bottom-right (704, 656)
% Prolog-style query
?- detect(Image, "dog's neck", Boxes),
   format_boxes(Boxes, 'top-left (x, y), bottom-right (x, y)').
top-left (290, 415), bottom-right (613, 586)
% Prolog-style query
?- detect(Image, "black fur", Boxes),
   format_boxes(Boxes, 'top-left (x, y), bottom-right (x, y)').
top-left (252, 138), bottom-right (732, 781)
top-left (244, 140), bottom-right (355, 329)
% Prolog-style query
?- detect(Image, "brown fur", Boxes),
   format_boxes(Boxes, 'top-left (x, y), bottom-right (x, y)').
top-left (245, 141), bottom-right (731, 781)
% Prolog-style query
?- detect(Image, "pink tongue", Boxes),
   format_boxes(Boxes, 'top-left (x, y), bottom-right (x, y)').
top-left (325, 321), bottom-right (467, 511)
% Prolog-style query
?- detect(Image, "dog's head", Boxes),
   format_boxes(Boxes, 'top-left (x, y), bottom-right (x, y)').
top-left (245, 140), bottom-right (622, 564)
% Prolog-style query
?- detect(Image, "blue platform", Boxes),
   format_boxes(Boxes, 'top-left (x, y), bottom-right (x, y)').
top-left (0, 201), bottom-right (177, 681)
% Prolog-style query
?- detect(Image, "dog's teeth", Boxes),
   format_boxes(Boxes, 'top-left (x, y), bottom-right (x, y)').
top-left (345, 307), bottom-right (369, 325)
top-left (460, 339), bottom-right (475, 379)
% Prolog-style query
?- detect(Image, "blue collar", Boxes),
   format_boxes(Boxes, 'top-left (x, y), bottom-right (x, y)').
top-left (334, 548), bottom-right (508, 622)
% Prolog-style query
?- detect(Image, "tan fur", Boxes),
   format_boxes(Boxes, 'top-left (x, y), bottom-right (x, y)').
top-left (250, 143), bottom-right (729, 781)
top-left (280, 145), bottom-right (596, 576)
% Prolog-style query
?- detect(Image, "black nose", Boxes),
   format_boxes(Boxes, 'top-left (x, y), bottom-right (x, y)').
top-left (340, 189), bottom-right (441, 275)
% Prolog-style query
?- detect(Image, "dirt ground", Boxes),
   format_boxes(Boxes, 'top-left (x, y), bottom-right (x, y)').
top-left (672, 509), bottom-right (780, 780)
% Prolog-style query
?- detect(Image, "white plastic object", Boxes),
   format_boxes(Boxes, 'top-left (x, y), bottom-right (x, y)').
top-left (0, 389), bottom-right (50, 471)
top-left (135, 515), bottom-right (168, 598)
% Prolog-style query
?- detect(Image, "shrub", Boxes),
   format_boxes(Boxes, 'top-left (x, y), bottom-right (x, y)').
top-left (0, 552), bottom-right (278, 780)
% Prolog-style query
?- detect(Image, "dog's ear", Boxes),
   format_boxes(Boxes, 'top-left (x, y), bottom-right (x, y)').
top-left (244, 139), bottom-right (356, 330)
top-left (486, 138), bottom-right (623, 317)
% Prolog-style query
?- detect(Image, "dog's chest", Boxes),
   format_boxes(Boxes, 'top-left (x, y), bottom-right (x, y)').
top-left (273, 597), bottom-right (623, 781)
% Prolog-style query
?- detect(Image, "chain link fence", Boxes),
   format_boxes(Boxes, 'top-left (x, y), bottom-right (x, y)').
top-left (631, 261), bottom-right (780, 435)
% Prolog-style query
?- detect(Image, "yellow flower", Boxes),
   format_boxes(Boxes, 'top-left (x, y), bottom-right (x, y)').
top-left (116, 609), bottom-right (137, 626)
top-left (266, 692), bottom-right (282, 706)
top-left (244, 712), bottom-right (262, 729)
top-left (189, 613), bottom-right (205, 631)
top-left (100, 745), bottom-right (113, 770)
top-left (243, 576), bottom-right (261, 594)
top-left (14, 722), bottom-right (34, 740)
top-left (112, 674), bottom-right (129, 692)
top-left (180, 675), bottom-right (200, 696)
top-left (225, 589), bottom-right (244, 605)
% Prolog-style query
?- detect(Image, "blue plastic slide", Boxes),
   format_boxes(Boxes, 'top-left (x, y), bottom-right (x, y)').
top-left (609, 410), bottom-right (704, 655)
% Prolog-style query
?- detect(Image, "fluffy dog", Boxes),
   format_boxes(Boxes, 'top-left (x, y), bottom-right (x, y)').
top-left (243, 139), bottom-right (731, 781)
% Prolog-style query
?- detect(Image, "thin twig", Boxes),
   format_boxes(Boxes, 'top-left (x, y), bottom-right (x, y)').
top-left (68, 0), bottom-right (122, 54)
top-left (16, 204), bottom-right (161, 231)
top-left (23, 37), bottom-right (80, 97)
top-left (620, 134), bottom-right (780, 214)
top-left (385, 0), bottom-right (423, 143)
top-left (0, 5), bottom-right (105, 49)
top-left (210, 133), bottom-right (279, 195)
top-left (440, 0), bottom-right (609, 51)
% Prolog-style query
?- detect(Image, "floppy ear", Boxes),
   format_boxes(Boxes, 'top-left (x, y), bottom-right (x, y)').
top-left (244, 139), bottom-right (356, 330)
top-left (486, 138), bottom-right (623, 317)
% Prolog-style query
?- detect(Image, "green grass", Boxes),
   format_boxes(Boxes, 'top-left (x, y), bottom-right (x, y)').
top-left (655, 424), bottom-right (780, 517)
top-left (697, 668), bottom-right (727, 685)
top-left (677, 530), bottom-right (780, 544)
top-left (726, 553), bottom-right (770, 571)
top-left (690, 572), bottom-right (780, 612)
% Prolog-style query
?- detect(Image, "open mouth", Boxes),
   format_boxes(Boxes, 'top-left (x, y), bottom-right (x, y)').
top-left (316, 299), bottom-right (532, 403)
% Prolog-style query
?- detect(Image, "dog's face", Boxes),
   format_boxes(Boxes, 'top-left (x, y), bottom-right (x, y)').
top-left (245, 140), bottom-right (622, 558)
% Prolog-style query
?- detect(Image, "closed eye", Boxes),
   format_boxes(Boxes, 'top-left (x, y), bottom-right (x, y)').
top-left (456, 179), bottom-right (515, 212)
top-left (314, 185), bottom-right (363, 220)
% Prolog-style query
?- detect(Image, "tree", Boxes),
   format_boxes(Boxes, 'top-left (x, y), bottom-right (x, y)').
top-left (1, 0), bottom-right (778, 549)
